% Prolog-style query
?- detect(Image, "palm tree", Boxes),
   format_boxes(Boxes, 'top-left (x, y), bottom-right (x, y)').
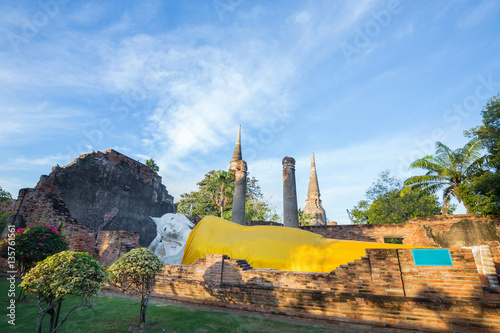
top-left (404, 139), bottom-right (486, 214)
top-left (208, 170), bottom-right (234, 218)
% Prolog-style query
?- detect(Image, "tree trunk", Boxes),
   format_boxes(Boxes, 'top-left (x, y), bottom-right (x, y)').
top-left (52, 301), bottom-right (62, 332)
top-left (140, 290), bottom-right (151, 329)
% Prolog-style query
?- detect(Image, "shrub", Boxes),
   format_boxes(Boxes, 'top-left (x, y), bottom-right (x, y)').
top-left (108, 248), bottom-right (164, 328)
top-left (0, 223), bottom-right (68, 276)
top-left (20, 251), bottom-right (108, 333)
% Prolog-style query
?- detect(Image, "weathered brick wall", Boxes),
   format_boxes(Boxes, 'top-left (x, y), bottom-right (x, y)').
top-left (6, 188), bottom-right (76, 231)
top-left (300, 214), bottom-right (500, 248)
top-left (152, 250), bottom-right (500, 332)
top-left (95, 230), bottom-right (140, 267)
top-left (63, 223), bottom-right (96, 254)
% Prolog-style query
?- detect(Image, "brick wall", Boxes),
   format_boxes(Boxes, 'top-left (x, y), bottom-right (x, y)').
top-left (8, 188), bottom-right (76, 230)
top-left (300, 214), bottom-right (500, 248)
top-left (95, 230), bottom-right (140, 267)
top-left (63, 223), bottom-right (96, 254)
top-left (152, 250), bottom-right (500, 332)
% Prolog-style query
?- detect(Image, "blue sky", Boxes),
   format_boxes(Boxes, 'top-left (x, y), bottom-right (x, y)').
top-left (1, 0), bottom-right (499, 224)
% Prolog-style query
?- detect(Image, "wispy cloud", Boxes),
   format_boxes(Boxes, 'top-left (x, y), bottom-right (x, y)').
top-left (457, 0), bottom-right (498, 28)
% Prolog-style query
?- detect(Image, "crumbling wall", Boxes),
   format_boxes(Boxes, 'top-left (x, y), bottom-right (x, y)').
top-left (301, 214), bottom-right (500, 248)
top-left (95, 230), bottom-right (140, 267)
top-left (6, 149), bottom-right (176, 247)
top-left (152, 250), bottom-right (500, 332)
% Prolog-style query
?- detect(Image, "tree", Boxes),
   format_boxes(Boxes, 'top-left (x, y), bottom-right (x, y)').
top-left (176, 170), bottom-right (278, 221)
top-left (297, 208), bottom-right (313, 226)
top-left (351, 171), bottom-right (443, 224)
top-left (404, 139), bottom-right (487, 214)
top-left (145, 158), bottom-right (159, 172)
top-left (108, 248), bottom-right (164, 329)
top-left (466, 95), bottom-right (500, 168)
top-left (0, 222), bottom-right (68, 278)
top-left (461, 94), bottom-right (500, 217)
top-left (207, 170), bottom-right (234, 218)
top-left (20, 251), bottom-right (108, 333)
top-left (0, 186), bottom-right (14, 232)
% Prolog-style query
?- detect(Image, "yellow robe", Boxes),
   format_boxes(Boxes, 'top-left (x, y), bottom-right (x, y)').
top-left (182, 216), bottom-right (420, 273)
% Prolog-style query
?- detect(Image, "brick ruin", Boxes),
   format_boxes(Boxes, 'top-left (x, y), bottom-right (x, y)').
top-left (151, 250), bottom-right (500, 332)
top-left (2, 148), bottom-right (500, 331)
top-left (2, 149), bottom-right (175, 266)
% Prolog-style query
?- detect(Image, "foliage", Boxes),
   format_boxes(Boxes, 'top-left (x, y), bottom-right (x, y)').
top-left (462, 95), bottom-right (500, 217)
top-left (404, 139), bottom-right (487, 214)
top-left (108, 248), bottom-right (164, 328)
top-left (0, 223), bottom-right (68, 276)
top-left (351, 171), bottom-right (443, 224)
top-left (459, 174), bottom-right (500, 217)
top-left (297, 208), bottom-right (312, 226)
top-left (176, 170), bottom-right (278, 221)
top-left (145, 158), bottom-right (159, 172)
top-left (466, 95), bottom-right (500, 168)
top-left (208, 170), bottom-right (234, 218)
top-left (384, 238), bottom-right (404, 244)
top-left (0, 186), bottom-right (14, 232)
top-left (20, 251), bottom-right (108, 333)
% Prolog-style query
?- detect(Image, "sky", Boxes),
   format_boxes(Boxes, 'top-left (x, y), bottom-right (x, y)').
top-left (1, 0), bottom-right (499, 224)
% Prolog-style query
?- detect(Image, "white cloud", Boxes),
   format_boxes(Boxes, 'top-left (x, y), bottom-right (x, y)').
top-left (293, 11), bottom-right (312, 24)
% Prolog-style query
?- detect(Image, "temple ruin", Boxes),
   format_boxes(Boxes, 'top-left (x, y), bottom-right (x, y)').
top-left (303, 152), bottom-right (327, 225)
top-left (282, 157), bottom-right (299, 228)
top-left (229, 125), bottom-right (247, 225)
top-left (2, 144), bottom-right (500, 332)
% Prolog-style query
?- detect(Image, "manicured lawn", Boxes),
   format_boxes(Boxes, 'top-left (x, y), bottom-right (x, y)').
top-left (0, 279), bottom-right (337, 332)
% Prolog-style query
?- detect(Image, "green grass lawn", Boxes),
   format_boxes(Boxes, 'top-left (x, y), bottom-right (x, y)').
top-left (0, 278), bottom-right (337, 333)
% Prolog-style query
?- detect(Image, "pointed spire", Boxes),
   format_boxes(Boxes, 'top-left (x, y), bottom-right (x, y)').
top-left (307, 153), bottom-right (320, 199)
top-left (231, 124), bottom-right (242, 164)
top-left (303, 152), bottom-right (326, 225)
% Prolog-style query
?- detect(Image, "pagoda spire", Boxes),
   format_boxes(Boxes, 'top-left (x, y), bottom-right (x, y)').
top-left (303, 153), bottom-right (327, 225)
top-left (307, 153), bottom-right (320, 198)
top-left (230, 125), bottom-right (242, 170)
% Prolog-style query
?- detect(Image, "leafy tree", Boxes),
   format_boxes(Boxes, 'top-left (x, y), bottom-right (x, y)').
top-left (0, 186), bottom-right (14, 232)
top-left (176, 170), bottom-right (278, 221)
top-left (0, 223), bottom-right (68, 278)
top-left (351, 171), bottom-right (443, 224)
top-left (208, 170), bottom-right (234, 218)
top-left (145, 158), bottom-right (159, 171)
top-left (20, 251), bottom-right (108, 333)
top-left (466, 95), bottom-right (500, 168)
top-left (461, 94), bottom-right (500, 217)
top-left (297, 208), bottom-right (313, 226)
top-left (404, 139), bottom-right (487, 214)
top-left (108, 248), bottom-right (164, 329)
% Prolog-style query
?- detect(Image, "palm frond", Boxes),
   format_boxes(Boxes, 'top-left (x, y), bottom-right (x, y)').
top-left (409, 157), bottom-right (445, 173)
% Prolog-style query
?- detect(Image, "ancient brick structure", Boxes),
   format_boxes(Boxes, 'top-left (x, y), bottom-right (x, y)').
top-left (2, 149), bottom-right (175, 266)
top-left (150, 249), bottom-right (500, 332)
top-left (229, 125), bottom-right (247, 225)
top-left (229, 124), bottom-right (242, 172)
top-left (282, 157), bottom-right (299, 228)
top-left (303, 153), bottom-right (327, 226)
top-left (300, 214), bottom-right (500, 247)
